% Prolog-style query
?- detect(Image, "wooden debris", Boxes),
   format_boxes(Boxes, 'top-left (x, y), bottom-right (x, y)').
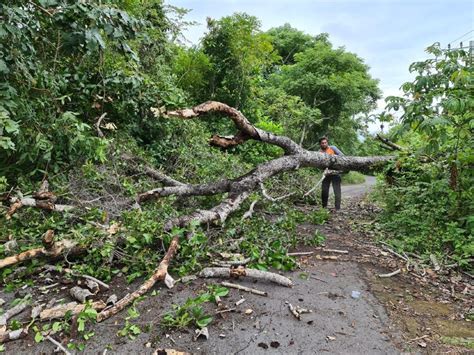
top-left (235, 298), bottom-right (246, 306)
top-left (221, 282), bottom-right (267, 296)
top-left (241, 200), bottom-right (258, 220)
top-left (259, 183), bottom-right (295, 202)
top-left (83, 279), bottom-right (100, 294)
top-left (323, 248), bottom-right (348, 254)
top-left (70, 286), bottom-right (93, 303)
top-left (303, 171), bottom-right (328, 197)
top-left (5, 198), bottom-right (23, 220)
top-left (315, 255), bottom-right (339, 261)
top-left (0, 328), bottom-right (28, 344)
top-left (63, 269), bottom-right (109, 290)
top-left (286, 301), bottom-right (312, 320)
top-left (164, 273), bottom-right (175, 289)
top-left (96, 235), bottom-right (179, 322)
top-left (200, 266), bottom-right (293, 287)
top-left (194, 327), bottom-right (209, 341)
top-left (212, 258), bottom-right (251, 267)
top-left (0, 299), bottom-right (30, 331)
top-left (380, 243), bottom-right (408, 261)
top-left (0, 238), bottom-right (81, 269)
top-left (215, 308), bottom-right (235, 315)
top-left (40, 301), bottom-right (106, 321)
top-left (378, 269), bottom-right (402, 278)
top-left (8, 197), bottom-right (73, 214)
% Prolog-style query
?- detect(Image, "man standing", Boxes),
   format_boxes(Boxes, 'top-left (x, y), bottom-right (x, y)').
top-left (319, 136), bottom-right (344, 210)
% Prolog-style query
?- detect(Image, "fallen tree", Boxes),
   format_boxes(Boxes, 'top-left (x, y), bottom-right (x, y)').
top-left (1, 101), bottom-right (394, 328)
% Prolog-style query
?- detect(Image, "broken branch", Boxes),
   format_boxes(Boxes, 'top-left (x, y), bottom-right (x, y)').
top-left (200, 267), bottom-right (293, 287)
top-left (96, 235), bottom-right (179, 322)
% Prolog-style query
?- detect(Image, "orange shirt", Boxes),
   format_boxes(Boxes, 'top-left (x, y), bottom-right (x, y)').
top-left (321, 147), bottom-right (336, 155)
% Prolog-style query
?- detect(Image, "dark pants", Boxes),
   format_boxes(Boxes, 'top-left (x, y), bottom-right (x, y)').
top-left (321, 175), bottom-right (341, 210)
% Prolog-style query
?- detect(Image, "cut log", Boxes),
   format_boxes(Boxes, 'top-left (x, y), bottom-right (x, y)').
top-left (199, 267), bottom-right (293, 287)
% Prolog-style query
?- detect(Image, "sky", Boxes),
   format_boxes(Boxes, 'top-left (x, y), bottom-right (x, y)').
top-left (166, 0), bottom-right (473, 132)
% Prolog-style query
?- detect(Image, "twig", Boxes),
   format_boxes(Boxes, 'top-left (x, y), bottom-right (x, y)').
top-left (379, 242), bottom-right (408, 261)
top-left (95, 112), bottom-right (107, 138)
top-left (215, 308), bottom-right (236, 315)
top-left (310, 275), bottom-right (328, 283)
top-left (378, 269), bottom-right (401, 278)
top-left (46, 335), bottom-right (71, 355)
top-left (235, 298), bottom-right (246, 306)
top-left (259, 183), bottom-right (295, 202)
top-left (303, 170), bottom-right (327, 197)
top-left (221, 282), bottom-right (267, 296)
top-left (241, 200), bottom-right (258, 220)
top-left (323, 248), bottom-right (348, 254)
top-left (287, 302), bottom-right (301, 320)
top-left (212, 258), bottom-right (251, 267)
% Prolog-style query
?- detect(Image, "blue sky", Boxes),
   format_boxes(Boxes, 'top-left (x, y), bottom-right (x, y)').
top-left (167, 0), bottom-right (473, 130)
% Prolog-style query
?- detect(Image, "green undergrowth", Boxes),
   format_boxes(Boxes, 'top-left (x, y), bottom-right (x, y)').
top-left (367, 159), bottom-right (473, 272)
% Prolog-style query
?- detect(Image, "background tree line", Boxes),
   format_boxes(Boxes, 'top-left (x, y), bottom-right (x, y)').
top-left (0, 0), bottom-right (471, 273)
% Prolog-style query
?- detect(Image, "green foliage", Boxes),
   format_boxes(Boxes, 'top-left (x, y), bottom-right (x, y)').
top-left (202, 13), bottom-right (277, 109)
top-left (375, 45), bottom-right (473, 269)
top-left (118, 305), bottom-right (141, 339)
top-left (162, 285), bottom-right (228, 329)
top-left (267, 24), bottom-right (326, 65)
top-left (375, 157), bottom-right (473, 268)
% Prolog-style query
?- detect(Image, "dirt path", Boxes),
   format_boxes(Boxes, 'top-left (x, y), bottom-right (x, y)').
top-left (4, 177), bottom-right (472, 354)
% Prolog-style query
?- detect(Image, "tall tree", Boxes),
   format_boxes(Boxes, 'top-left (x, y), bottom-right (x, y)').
top-left (201, 13), bottom-right (277, 109)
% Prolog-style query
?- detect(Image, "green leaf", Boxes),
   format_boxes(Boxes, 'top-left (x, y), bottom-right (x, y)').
top-left (196, 315), bottom-right (213, 328)
top-left (34, 332), bottom-right (44, 343)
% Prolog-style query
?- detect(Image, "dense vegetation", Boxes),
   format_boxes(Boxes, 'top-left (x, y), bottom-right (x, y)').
top-left (0, 0), bottom-right (472, 333)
